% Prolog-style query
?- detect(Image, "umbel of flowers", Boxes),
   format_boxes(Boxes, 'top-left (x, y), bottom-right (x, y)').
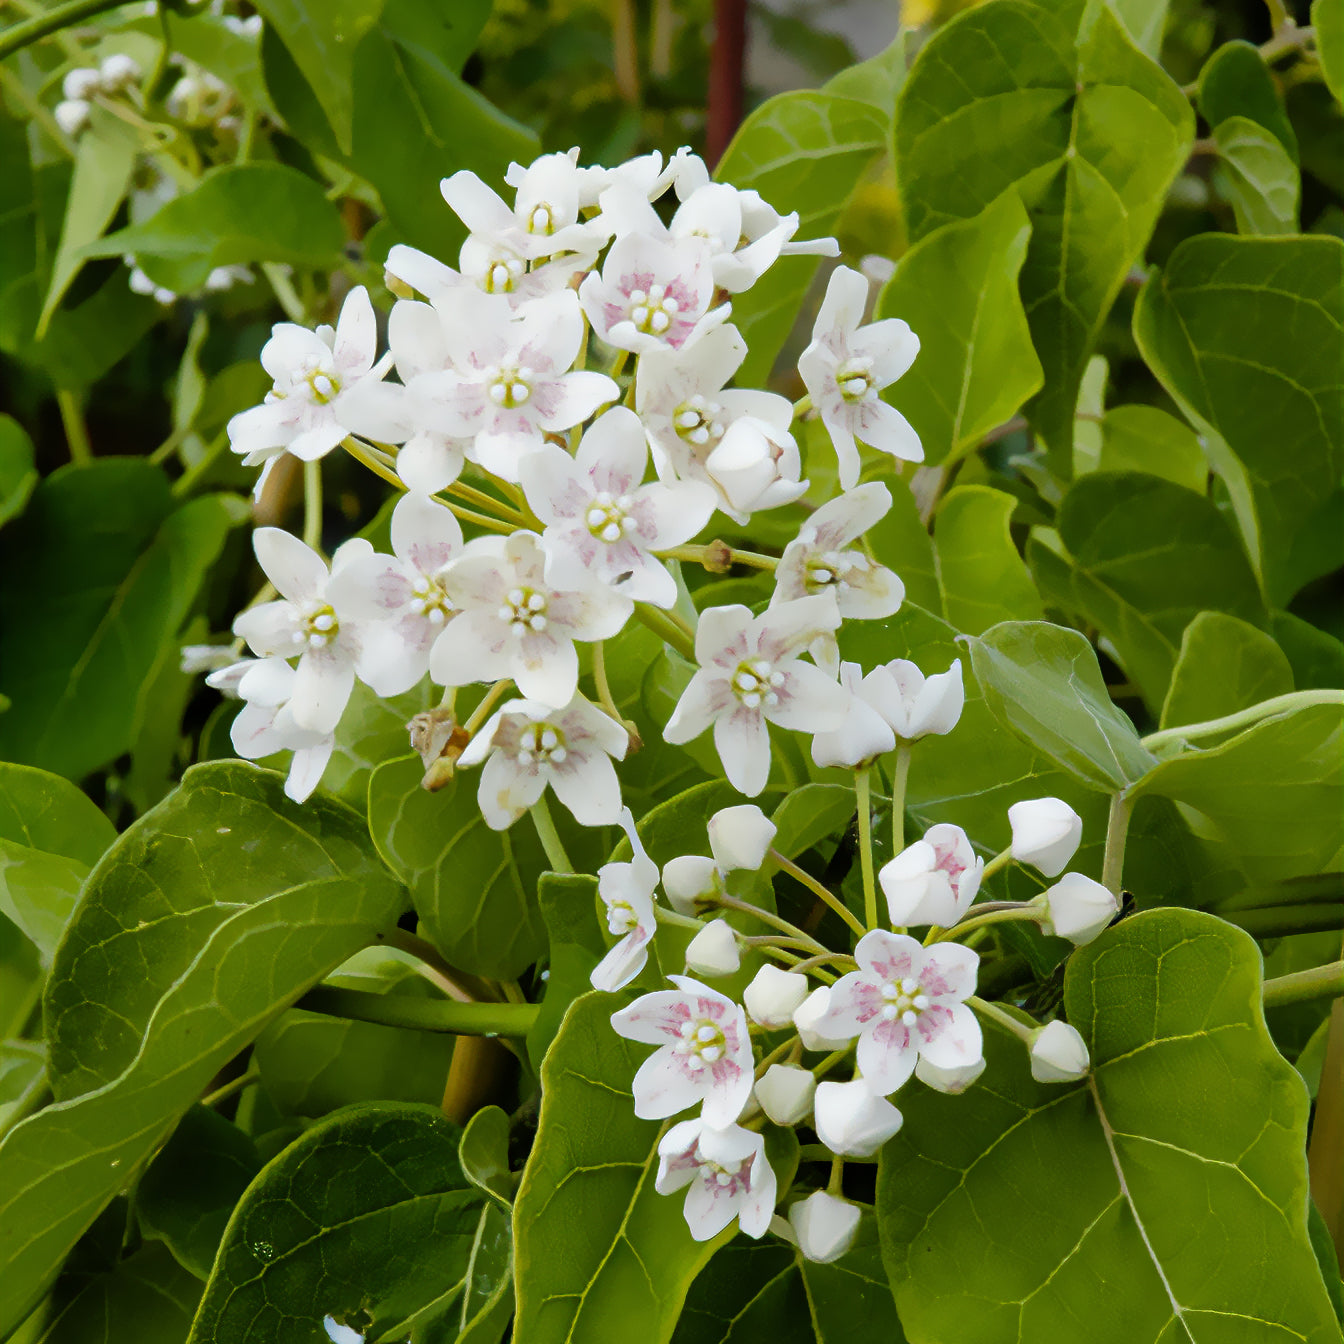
top-left (204, 145), bottom-right (1115, 1256)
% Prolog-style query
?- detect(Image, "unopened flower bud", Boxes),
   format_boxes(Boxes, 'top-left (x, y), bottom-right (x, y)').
top-left (864, 658), bottom-right (964, 740)
top-left (880, 823), bottom-right (982, 928)
top-left (685, 919), bottom-right (740, 977)
top-left (707, 804), bottom-right (776, 873)
top-left (813, 1079), bottom-right (902, 1157)
top-left (755, 1064), bottom-right (815, 1125)
top-left (915, 1054), bottom-right (985, 1094)
top-left (62, 68), bottom-right (101, 100)
top-left (1038, 872), bottom-right (1117, 945)
top-left (1029, 1020), bottom-right (1090, 1082)
top-left (705, 418), bottom-right (800, 514)
top-left (789, 1190), bottom-right (861, 1263)
top-left (744, 964), bottom-right (808, 1027)
top-left (793, 986), bottom-right (852, 1051)
top-left (662, 854), bottom-right (719, 915)
top-left (1008, 797), bottom-right (1083, 877)
top-left (98, 53), bottom-right (142, 91)
top-left (54, 99), bottom-right (91, 137)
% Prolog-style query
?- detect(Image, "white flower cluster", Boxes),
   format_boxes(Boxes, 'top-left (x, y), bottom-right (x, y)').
top-left (55, 53), bottom-right (142, 137)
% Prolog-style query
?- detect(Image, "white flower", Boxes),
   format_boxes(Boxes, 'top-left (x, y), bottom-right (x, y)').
top-left (664, 597), bottom-right (847, 796)
top-left (879, 823), bottom-right (984, 928)
top-left (232, 530), bottom-right (368, 734)
top-left (809, 661), bottom-right (897, 769)
top-left (798, 266), bottom-right (922, 488)
top-left (227, 287), bottom-right (389, 479)
top-left (813, 1080), bottom-right (903, 1157)
top-left (579, 228), bottom-right (727, 355)
top-left (703, 415), bottom-right (807, 520)
top-left (707, 804), bottom-right (777, 872)
top-left (325, 492), bottom-right (462, 696)
top-left (862, 658), bottom-right (965, 741)
top-left (62, 68), bottom-right (101, 100)
top-left (655, 1118), bottom-right (777, 1241)
top-left (1008, 797), bottom-right (1083, 877)
top-left (793, 985), bottom-right (853, 1052)
top-left (54, 99), bottom-right (91, 137)
top-left (789, 1191), bottom-right (860, 1264)
top-left (1030, 1021), bottom-right (1090, 1082)
top-left (610, 975), bottom-right (754, 1128)
top-left (432, 531), bottom-right (631, 708)
top-left (754, 1063), bottom-right (816, 1125)
top-left (519, 407), bottom-right (716, 608)
top-left (1038, 872), bottom-right (1118, 945)
top-left (813, 931), bottom-right (981, 1096)
top-left (441, 166), bottom-right (606, 262)
top-left (456, 693), bottom-right (628, 830)
top-left (99, 53), bottom-right (142, 90)
top-left (573, 146), bottom-right (694, 208)
top-left (744, 965), bottom-right (808, 1028)
top-left (591, 808), bottom-right (659, 992)
top-left (915, 1054), bottom-right (985, 1094)
top-left (685, 919), bottom-right (741, 978)
top-left (383, 240), bottom-right (588, 310)
top-left (661, 855), bottom-right (720, 916)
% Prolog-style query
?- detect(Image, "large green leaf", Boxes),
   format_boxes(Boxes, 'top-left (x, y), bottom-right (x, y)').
top-left (189, 1102), bottom-right (489, 1342)
top-left (1133, 233), bottom-right (1344, 604)
top-left (367, 753), bottom-right (547, 980)
top-left (895, 0), bottom-right (1192, 467)
top-left (0, 763), bottom-right (406, 1334)
top-left (1160, 611), bottom-right (1295, 730)
top-left (1198, 38), bottom-right (1299, 158)
top-left (875, 191), bottom-right (1042, 467)
top-left (322, 680), bottom-right (435, 811)
top-left (1092, 404), bottom-right (1209, 494)
top-left (867, 478), bottom-right (940, 616)
top-left (513, 993), bottom-right (734, 1344)
top-left (715, 91), bottom-right (889, 385)
top-left (877, 909), bottom-right (1341, 1343)
top-left (1213, 116), bottom-right (1300, 235)
top-left (0, 763), bottom-right (116, 964)
top-left (0, 464), bottom-right (238, 780)
top-left (528, 872), bottom-right (604, 1068)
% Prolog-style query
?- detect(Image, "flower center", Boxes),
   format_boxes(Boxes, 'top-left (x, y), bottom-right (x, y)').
top-left (605, 899), bottom-right (639, 936)
top-left (527, 203), bottom-right (556, 235)
top-left (482, 255), bottom-right (526, 294)
top-left (515, 722), bottom-right (567, 767)
top-left (499, 587), bottom-right (549, 637)
top-left (409, 574), bottom-right (451, 626)
top-left (703, 1158), bottom-right (747, 1189)
top-left (626, 282), bottom-right (680, 337)
top-left (803, 548), bottom-right (860, 593)
top-left (732, 658), bottom-right (784, 711)
top-left (297, 602), bottom-right (339, 648)
top-left (585, 491), bottom-right (634, 544)
top-left (678, 1017), bottom-right (727, 1068)
top-left (880, 976), bottom-right (930, 1026)
top-left (932, 844), bottom-right (968, 882)
top-left (296, 358), bottom-right (340, 405)
top-left (673, 394), bottom-right (725, 450)
top-left (836, 355), bottom-right (877, 403)
top-left (486, 364), bottom-right (533, 409)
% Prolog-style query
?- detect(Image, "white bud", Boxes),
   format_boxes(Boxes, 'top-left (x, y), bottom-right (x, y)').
top-left (744, 964), bottom-right (808, 1027)
top-left (62, 68), bottom-right (101, 100)
top-left (1007, 797), bottom-right (1083, 877)
top-left (1029, 1020), bottom-right (1090, 1083)
top-left (661, 854), bottom-right (719, 915)
top-left (323, 1317), bottom-right (364, 1344)
top-left (914, 1054), bottom-right (986, 1094)
top-left (865, 658), bottom-right (965, 740)
top-left (707, 804), bottom-right (777, 873)
top-left (755, 1064), bottom-right (815, 1125)
top-left (813, 1080), bottom-right (903, 1157)
top-left (880, 823), bottom-right (982, 928)
top-left (684, 919), bottom-right (740, 978)
top-left (54, 99), bottom-right (91, 137)
top-left (1040, 872), bottom-right (1118, 945)
top-left (793, 986), bottom-right (854, 1052)
top-left (788, 1190), bottom-right (861, 1264)
top-left (98, 53), bottom-right (142, 90)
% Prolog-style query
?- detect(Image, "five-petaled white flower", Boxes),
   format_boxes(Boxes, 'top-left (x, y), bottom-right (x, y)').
top-left (880, 823), bottom-right (984, 928)
top-left (813, 930), bottom-right (982, 1096)
top-left (591, 808), bottom-right (660, 992)
top-left (610, 975), bottom-right (754, 1128)
top-left (798, 266), bottom-right (922, 489)
top-left (519, 407), bottom-right (716, 608)
top-left (809, 661), bottom-right (897, 768)
top-left (655, 1118), bottom-right (777, 1241)
top-left (441, 166), bottom-right (607, 263)
top-left (664, 597), bottom-right (848, 796)
top-left (433, 531), bottom-right (631, 708)
top-left (456, 693), bottom-right (628, 830)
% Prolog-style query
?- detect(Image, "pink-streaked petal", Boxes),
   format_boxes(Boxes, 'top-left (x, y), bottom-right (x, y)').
top-left (326, 552), bottom-right (414, 619)
top-left (854, 317), bottom-right (920, 388)
top-left (427, 610), bottom-right (511, 687)
top-left (855, 398), bottom-right (924, 463)
top-left (754, 594), bottom-right (840, 662)
top-left (695, 604), bottom-right (754, 666)
top-left (631, 1049), bottom-right (708, 1121)
top-left (518, 445), bottom-right (590, 527)
top-left (682, 1175), bottom-right (741, 1242)
top-left (535, 370), bottom-right (620, 432)
top-left (391, 491), bottom-right (462, 572)
top-left (512, 634), bottom-right (579, 708)
top-left (663, 671), bottom-right (730, 744)
top-left (590, 930), bottom-right (650, 994)
top-left (917, 1002), bottom-right (983, 1071)
top-left (611, 991), bottom-right (694, 1044)
top-left (575, 406), bottom-right (648, 492)
top-left (633, 480), bottom-right (717, 549)
top-left (855, 929), bottom-right (922, 981)
top-left (857, 1022), bottom-right (918, 1096)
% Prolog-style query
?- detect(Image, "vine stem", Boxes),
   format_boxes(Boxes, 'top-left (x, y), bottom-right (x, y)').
top-left (769, 849), bottom-right (866, 938)
top-left (530, 793), bottom-right (574, 873)
top-left (201, 1067), bottom-right (261, 1109)
top-left (0, 0), bottom-right (137, 60)
top-left (889, 746), bottom-right (911, 858)
top-left (57, 391), bottom-right (92, 465)
top-left (927, 903), bottom-right (1040, 943)
top-left (1140, 690), bottom-right (1342, 751)
top-left (1263, 962), bottom-right (1344, 1010)
top-left (634, 601), bottom-right (696, 660)
top-left (711, 893), bottom-right (827, 953)
top-left (1101, 793), bottom-right (1132, 900)
top-left (295, 986), bottom-right (539, 1037)
top-left (966, 995), bottom-right (1036, 1044)
top-left (856, 767), bottom-right (878, 931)
top-left (302, 460), bottom-right (323, 550)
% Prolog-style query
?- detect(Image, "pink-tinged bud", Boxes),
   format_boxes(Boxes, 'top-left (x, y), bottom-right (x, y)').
top-left (915, 1054), bottom-right (985, 1094)
top-left (662, 854), bottom-right (719, 915)
top-left (1039, 872), bottom-right (1118, 945)
top-left (813, 1079), bottom-right (903, 1157)
top-left (793, 986), bottom-right (852, 1051)
top-left (744, 964), bottom-right (808, 1027)
top-left (1030, 1020), bottom-right (1090, 1082)
top-left (879, 823), bottom-right (983, 928)
top-left (707, 804), bottom-right (777, 873)
top-left (755, 1064), bottom-right (815, 1125)
top-left (1008, 797), bottom-right (1083, 877)
top-left (789, 1190), bottom-right (861, 1263)
top-left (685, 919), bottom-right (741, 977)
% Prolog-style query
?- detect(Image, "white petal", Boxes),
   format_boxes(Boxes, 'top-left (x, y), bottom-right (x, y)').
top-left (253, 528), bottom-right (328, 604)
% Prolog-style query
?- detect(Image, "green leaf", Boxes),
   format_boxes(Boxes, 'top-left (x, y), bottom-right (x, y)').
top-left (137, 1105), bottom-right (262, 1279)
top-left (459, 1105), bottom-right (514, 1209)
top-left (1317, 0), bottom-right (1344, 104)
top-left (0, 468), bottom-right (238, 780)
top-left (1029, 471), bottom-right (1267, 713)
top-left (1128, 702), bottom-right (1343, 885)
top-left (966, 620), bottom-right (1155, 791)
top-left (875, 191), bottom-right (1042, 467)
top-left (1160, 611), bottom-right (1295, 729)
top-left (877, 908), bottom-right (1341, 1343)
top-left (823, 31), bottom-right (909, 111)
top-left (716, 92), bottom-right (889, 385)
top-left (895, 0), bottom-right (1192, 467)
top-left (1133, 232), bottom-right (1344, 604)
top-left (0, 1040), bottom-right (45, 1132)
top-left (0, 762), bottom-right (115, 964)
top-left (931, 485), bottom-right (1042, 636)
top-left (867, 478), bottom-right (940, 616)
top-left (769, 783), bottom-right (859, 861)
top-left (1274, 611), bottom-right (1344, 691)
top-left (77, 164), bottom-right (346, 294)
top-left (1213, 115), bottom-right (1301, 234)
top-left (189, 1101), bottom-right (486, 1342)
top-left (1093, 404), bottom-right (1209, 493)
top-left (323, 679), bottom-right (435, 811)
top-left (529, 872), bottom-right (604, 1067)
top-left (0, 415), bottom-right (36, 528)
top-left (368, 754), bottom-right (546, 980)
top-left (0, 763), bottom-right (406, 1334)
top-left (1198, 38), bottom-right (1299, 158)
top-left (513, 993), bottom-right (732, 1344)
top-left (1107, 0), bottom-right (1169, 59)
top-left (121, 9), bottom-right (274, 114)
